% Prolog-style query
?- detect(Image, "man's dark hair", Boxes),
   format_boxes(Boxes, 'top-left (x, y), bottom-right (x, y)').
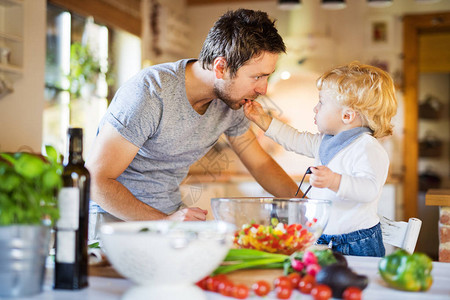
top-left (198, 9), bottom-right (286, 78)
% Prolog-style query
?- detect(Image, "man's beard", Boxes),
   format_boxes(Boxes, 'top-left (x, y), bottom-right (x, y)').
top-left (213, 81), bottom-right (241, 110)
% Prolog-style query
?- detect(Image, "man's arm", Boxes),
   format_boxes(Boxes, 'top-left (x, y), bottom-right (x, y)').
top-left (227, 129), bottom-right (298, 197)
top-left (85, 122), bottom-right (207, 221)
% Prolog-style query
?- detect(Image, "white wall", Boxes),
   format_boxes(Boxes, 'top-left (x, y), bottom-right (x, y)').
top-left (1, 0), bottom-right (449, 155)
top-left (186, 0), bottom-right (450, 176)
top-left (187, 0), bottom-right (450, 70)
top-left (186, 1), bottom-right (291, 59)
top-left (0, 0), bottom-right (46, 153)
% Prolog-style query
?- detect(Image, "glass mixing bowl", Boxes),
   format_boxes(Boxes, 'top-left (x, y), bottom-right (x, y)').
top-left (211, 197), bottom-right (332, 255)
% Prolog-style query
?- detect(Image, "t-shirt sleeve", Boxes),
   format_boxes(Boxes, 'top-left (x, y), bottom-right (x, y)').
top-left (104, 76), bottom-right (162, 148)
top-left (224, 110), bottom-right (250, 137)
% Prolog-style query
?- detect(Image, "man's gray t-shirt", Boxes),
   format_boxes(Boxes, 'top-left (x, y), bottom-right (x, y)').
top-left (96, 59), bottom-right (250, 214)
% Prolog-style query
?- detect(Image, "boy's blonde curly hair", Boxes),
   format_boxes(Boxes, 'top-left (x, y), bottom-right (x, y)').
top-left (316, 62), bottom-right (398, 138)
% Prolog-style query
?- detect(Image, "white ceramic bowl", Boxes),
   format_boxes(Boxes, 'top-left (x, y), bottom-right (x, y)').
top-left (211, 197), bottom-right (332, 254)
top-left (100, 220), bottom-right (235, 300)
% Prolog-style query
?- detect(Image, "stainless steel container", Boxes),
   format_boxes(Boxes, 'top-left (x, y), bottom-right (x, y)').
top-left (0, 225), bottom-right (51, 297)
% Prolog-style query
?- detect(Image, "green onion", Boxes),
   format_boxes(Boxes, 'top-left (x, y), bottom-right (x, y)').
top-left (212, 248), bottom-right (289, 275)
top-left (212, 248), bottom-right (339, 276)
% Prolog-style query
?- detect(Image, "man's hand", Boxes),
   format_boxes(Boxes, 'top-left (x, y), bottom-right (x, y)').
top-left (243, 100), bottom-right (272, 132)
top-left (309, 165), bottom-right (341, 193)
top-left (166, 207), bottom-right (208, 221)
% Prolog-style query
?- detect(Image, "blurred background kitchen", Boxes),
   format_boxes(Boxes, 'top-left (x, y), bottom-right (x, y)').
top-left (0, 0), bottom-right (449, 259)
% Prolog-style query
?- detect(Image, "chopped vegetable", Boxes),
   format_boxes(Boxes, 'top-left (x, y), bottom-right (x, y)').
top-left (378, 249), bottom-right (433, 292)
top-left (234, 221), bottom-right (316, 255)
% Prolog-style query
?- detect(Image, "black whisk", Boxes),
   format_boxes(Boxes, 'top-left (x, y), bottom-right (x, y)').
top-left (294, 167), bottom-right (313, 198)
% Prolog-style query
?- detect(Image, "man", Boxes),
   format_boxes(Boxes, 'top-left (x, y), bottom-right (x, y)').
top-left (85, 9), bottom-right (298, 230)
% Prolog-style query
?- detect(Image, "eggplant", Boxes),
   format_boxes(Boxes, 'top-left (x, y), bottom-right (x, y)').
top-left (315, 264), bottom-right (368, 298)
top-left (332, 251), bottom-right (348, 267)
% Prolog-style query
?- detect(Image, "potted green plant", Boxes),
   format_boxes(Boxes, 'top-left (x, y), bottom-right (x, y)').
top-left (0, 146), bottom-right (62, 297)
top-left (67, 42), bottom-right (102, 100)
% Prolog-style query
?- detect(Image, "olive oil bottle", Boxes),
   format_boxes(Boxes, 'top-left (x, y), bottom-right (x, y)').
top-left (54, 128), bottom-right (90, 289)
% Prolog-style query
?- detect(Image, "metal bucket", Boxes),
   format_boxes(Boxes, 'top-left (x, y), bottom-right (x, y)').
top-left (0, 225), bottom-right (51, 297)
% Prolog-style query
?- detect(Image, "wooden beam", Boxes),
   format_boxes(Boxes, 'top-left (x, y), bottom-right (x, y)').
top-left (48, 0), bottom-right (141, 37)
top-left (402, 14), bottom-right (420, 221)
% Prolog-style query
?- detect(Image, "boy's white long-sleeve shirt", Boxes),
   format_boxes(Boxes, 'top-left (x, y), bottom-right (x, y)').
top-left (265, 118), bottom-right (389, 235)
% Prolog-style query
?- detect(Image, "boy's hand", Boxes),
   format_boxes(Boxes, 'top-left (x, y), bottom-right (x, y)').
top-left (309, 165), bottom-right (341, 193)
top-left (243, 100), bottom-right (272, 132)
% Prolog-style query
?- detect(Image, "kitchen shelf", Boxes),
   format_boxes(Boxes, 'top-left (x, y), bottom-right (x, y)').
top-left (0, 31), bottom-right (22, 43)
top-left (0, 62), bottom-right (22, 75)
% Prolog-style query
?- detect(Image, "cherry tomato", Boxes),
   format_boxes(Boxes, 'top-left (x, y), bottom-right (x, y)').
top-left (275, 286), bottom-right (293, 299)
top-left (206, 275), bottom-right (228, 292)
top-left (232, 284), bottom-right (249, 299)
top-left (274, 276), bottom-right (293, 289)
top-left (311, 284), bottom-right (332, 300)
top-left (218, 280), bottom-right (234, 297)
top-left (196, 276), bottom-right (209, 290)
top-left (205, 276), bottom-right (217, 291)
top-left (298, 274), bottom-right (316, 294)
top-left (287, 272), bottom-right (301, 287)
top-left (252, 280), bottom-right (271, 297)
top-left (343, 286), bottom-right (362, 300)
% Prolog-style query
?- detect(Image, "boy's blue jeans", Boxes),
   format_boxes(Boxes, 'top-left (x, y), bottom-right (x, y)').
top-left (316, 223), bottom-right (385, 257)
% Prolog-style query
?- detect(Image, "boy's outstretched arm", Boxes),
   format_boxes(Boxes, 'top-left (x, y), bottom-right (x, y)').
top-left (243, 100), bottom-right (273, 131)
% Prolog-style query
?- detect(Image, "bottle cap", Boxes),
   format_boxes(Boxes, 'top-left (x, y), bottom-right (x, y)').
top-left (68, 127), bottom-right (83, 136)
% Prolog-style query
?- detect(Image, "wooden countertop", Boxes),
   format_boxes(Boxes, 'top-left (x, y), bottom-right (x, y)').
top-left (83, 256), bottom-right (450, 300)
top-left (426, 189), bottom-right (450, 206)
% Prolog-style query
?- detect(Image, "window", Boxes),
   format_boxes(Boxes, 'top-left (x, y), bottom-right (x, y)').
top-left (44, 3), bottom-right (141, 157)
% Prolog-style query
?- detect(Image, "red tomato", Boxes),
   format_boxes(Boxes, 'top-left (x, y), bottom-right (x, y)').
top-left (218, 280), bottom-right (234, 297)
top-left (215, 274), bottom-right (228, 281)
top-left (232, 284), bottom-right (249, 299)
top-left (196, 276), bottom-right (209, 290)
top-left (274, 276), bottom-right (293, 289)
top-left (298, 274), bottom-right (316, 294)
top-left (205, 277), bottom-right (217, 291)
top-left (311, 284), bottom-right (332, 300)
top-left (252, 280), bottom-right (271, 297)
top-left (206, 275), bottom-right (228, 292)
top-left (287, 272), bottom-right (301, 287)
top-left (343, 286), bottom-right (362, 300)
top-left (275, 286), bottom-right (293, 299)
